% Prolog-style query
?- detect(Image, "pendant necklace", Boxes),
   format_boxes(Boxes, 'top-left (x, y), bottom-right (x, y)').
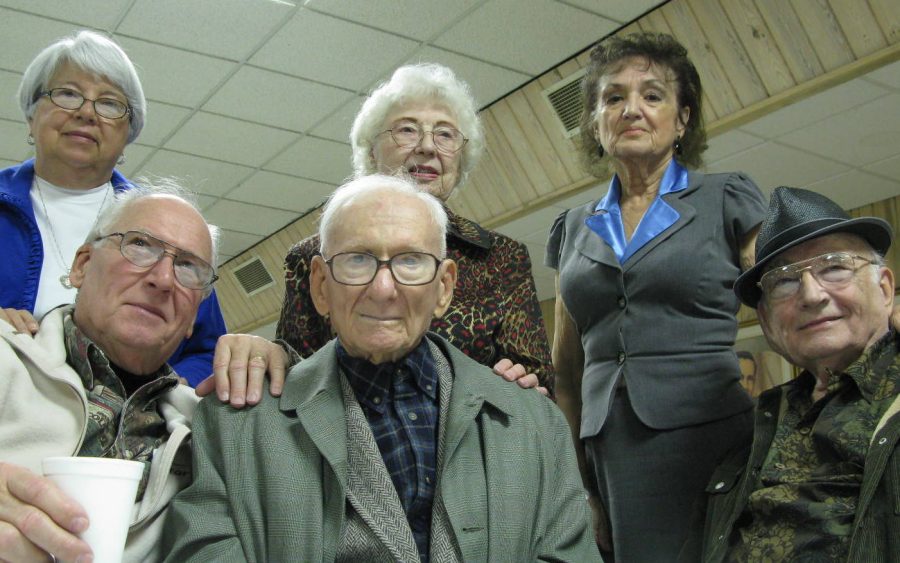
top-left (35, 180), bottom-right (111, 289)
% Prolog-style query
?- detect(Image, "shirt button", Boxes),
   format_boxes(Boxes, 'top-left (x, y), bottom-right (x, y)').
top-left (878, 437), bottom-right (888, 445)
top-left (425, 476), bottom-right (432, 484)
top-left (763, 411), bottom-right (773, 418)
top-left (617, 351), bottom-right (626, 364)
top-left (774, 463), bottom-right (786, 470)
top-left (714, 481), bottom-right (725, 490)
top-left (373, 396), bottom-right (381, 405)
top-left (408, 412), bottom-right (418, 421)
top-left (617, 296), bottom-right (626, 308)
top-left (425, 384), bottom-right (433, 391)
top-left (799, 427), bottom-right (811, 435)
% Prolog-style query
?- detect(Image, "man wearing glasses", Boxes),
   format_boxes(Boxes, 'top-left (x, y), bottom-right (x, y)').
top-left (163, 175), bottom-right (597, 562)
top-left (0, 181), bottom-right (222, 562)
top-left (688, 187), bottom-right (899, 562)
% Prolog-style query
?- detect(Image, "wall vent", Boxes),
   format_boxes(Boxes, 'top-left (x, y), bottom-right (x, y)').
top-left (232, 256), bottom-right (275, 297)
top-left (542, 68), bottom-right (587, 138)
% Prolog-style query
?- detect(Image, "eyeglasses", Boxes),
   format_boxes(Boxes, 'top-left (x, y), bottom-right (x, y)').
top-left (757, 252), bottom-right (878, 302)
top-left (96, 231), bottom-right (218, 290)
top-left (379, 122), bottom-right (468, 154)
top-left (324, 251), bottom-right (442, 286)
top-left (41, 88), bottom-right (132, 120)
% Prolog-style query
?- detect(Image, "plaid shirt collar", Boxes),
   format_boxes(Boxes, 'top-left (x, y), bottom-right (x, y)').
top-left (337, 337), bottom-right (438, 413)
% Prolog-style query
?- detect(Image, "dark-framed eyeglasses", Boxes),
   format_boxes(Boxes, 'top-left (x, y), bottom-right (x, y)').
top-left (379, 121), bottom-right (468, 154)
top-left (324, 251), bottom-right (443, 286)
top-left (95, 231), bottom-right (218, 290)
top-left (40, 87), bottom-right (132, 120)
top-left (757, 252), bottom-right (878, 302)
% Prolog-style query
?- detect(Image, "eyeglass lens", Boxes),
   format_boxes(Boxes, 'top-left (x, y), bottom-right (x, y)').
top-left (328, 252), bottom-right (439, 286)
top-left (389, 122), bottom-right (465, 153)
top-left (760, 253), bottom-right (871, 300)
top-left (116, 231), bottom-right (215, 289)
top-left (46, 88), bottom-right (129, 119)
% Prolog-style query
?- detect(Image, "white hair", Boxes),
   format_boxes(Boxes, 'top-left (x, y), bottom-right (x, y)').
top-left (349, 63), bottom-right (484, 188)
top-left (18, 30), bottom-right (146, 144)
top-left (318, 174), bottom-right (448, 258)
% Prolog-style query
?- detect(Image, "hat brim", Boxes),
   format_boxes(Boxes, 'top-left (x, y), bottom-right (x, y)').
top-left (733, 217), bottom-right (893, 308)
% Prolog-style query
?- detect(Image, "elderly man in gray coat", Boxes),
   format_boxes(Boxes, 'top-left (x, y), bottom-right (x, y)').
top-left (163, 174), bottom-right (598, 562)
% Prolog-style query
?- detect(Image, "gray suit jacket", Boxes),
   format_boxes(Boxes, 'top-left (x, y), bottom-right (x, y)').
top-left (163, 333), bottom-right (599, 562)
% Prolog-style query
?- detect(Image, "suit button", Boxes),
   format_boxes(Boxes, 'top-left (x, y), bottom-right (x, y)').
top-left (617, 351), bottom-right (625, 364)
top-left (617, 296), bottom-right (626, 308)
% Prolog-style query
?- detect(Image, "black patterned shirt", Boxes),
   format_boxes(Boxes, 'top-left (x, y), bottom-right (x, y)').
top-left (63, 308), bottom-right (179, 499)
top-left (729, 329), bottom-right (900, 561)
top-left (338, 338), bottom-right (438, 563)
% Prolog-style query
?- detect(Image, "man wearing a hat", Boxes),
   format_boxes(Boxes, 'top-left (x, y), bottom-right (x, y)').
top-left (691, 186), bottom-right (899, 562)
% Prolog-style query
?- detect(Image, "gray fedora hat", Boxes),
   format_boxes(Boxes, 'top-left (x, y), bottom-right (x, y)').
top-left (734, 186), bottom-right (893, 308)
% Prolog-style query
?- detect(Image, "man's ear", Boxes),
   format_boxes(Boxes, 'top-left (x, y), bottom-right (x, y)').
top-left (68, 243), bottom-right (93, 289)
top-left (309, 255), bottom-right (331, 317)
top-left (432, 259), bottom-right (458, 319)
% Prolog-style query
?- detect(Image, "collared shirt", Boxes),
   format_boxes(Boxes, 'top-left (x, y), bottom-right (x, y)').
top-left (63, 309), bottom-right (179, 499)
top-left (729, 329), bottom-right (900, 561)
top-left (585, 159), bottom-right (689, 263)
top-left (338, 338), bottom-right (439, 562)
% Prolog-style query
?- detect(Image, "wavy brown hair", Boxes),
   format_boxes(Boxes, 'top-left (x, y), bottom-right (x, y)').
top-left (579, 32), bottom-right (707, 176)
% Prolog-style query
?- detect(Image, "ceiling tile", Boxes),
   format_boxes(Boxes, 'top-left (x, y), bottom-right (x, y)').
top-left (703, 129), bottom-right (766, 166)
top-left (138, 101), bottom-right (191, 146)
top-left (564, 0), bottom-right (663, 23)
top-left (407, 47), bottom-right (531, 107)
top-left (776, 93), bottom-right (900, 167)
top-left (204, 66), bottom-right (353, 131)
top-left (116, 143), bottom-right (156, 178)
top-left (113, 37), bottom-right (236, 108)
top-left (0, 1), bottom-right (131, 28)
top-left (266, 136), bottom-right (353, 184)
top-left (865, 152), bottom-right (900, 182)
top-left (0, 9), bottom-right (87, 71)
top-left (532, 269), bottom-right (555, 301)
top-left (433, 0), bottom-right (616, 74)
top-left (865, 59), bottom-right (900, 91)
top-left (0, 70), bottom-right (23, 121)
top-left (205, 199), bottom-right (299, 237)
top-left (217, 228), bottom-right (264, 259)
top-left (310, 95), bottom-right (366, 143)
top-left (494, 205), bottom-right (560, 242)
top-left (166, 112), bottom-right (299, 167)
top-left (117, 0), bottom-right (295, 60)
top-left (705, 142), bottom-right (849, 194)
top-left (741, 77), bottom-right (889, 139)
top-left (250, 10), bottom-right (419, 91)
top-left (134, 150), bottom-right (253, 197)
top-left (227, 170), bottom-right (335, 213)
top-left (197, 193), bottom-right (218, 211)
top-left (305, 0), bottom-right (481, 41)
top-left (551, 182), bottom-right (603, 210)
top-left (0, 118), bottom-right (31, 163)
top-left (804, 169), bottom-right (900, 210)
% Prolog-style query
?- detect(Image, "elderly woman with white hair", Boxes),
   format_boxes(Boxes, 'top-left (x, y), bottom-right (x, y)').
top-left (0, 30), bottom-right (227, 384)
top-left (277, 63), bottom-right (554, 392)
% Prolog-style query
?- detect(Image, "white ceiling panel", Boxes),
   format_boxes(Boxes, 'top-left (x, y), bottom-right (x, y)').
top-left (741, 78), bottom-right (889, 140)
top-left (205, 199), bottom-right (299, 237)
top-left (137, 101), bottom-right (191, 147)
top-left (0, 70), bottom-right (23, 121)
top-left (166, 112), bottom-right (299, 167)
top-left (228, 170), bottom-right (335, 213)
top-left (551, 182), bottom-right (604, 210)
top-left (0, 118), bottom-right (31, 162)
top-left (118, 0), bottom-right (295, 61)
top-left (865, 152), bottom-right (900, 181)
top-left (564, 0), bottom-right (662, 23)
top-left (408, 46), bottom-right (531, 107)
top-left (0, 8), bottom-right (86, 71)
top-left (531, 270), bottom-right (556, 301)
top-left (204, 66), bottom-right (354, 132)
top-left (703, 129), bottom-right (766, 165)
top-left (494, 205), bottom-right (561, 242)
top-left (0, 1), bottom-right (130, 30)
top-left (114, 37), bottom-right (236, 108)
top-left (803, 169), bottom-right (900, 210)
top-left (310, 95), bottom-right (366, 143)
top-left (217, 229), bottom-right (265, 259)
top-left (306, 0), bottom-right (482, 41)
top-left (136, 150), bottom-right (253, 197)
top-left (434, 0), bottom-right (616, 74)
top-left (701, 143), bottom-right (849, 194)
top-left (865, 59), bottom-right (900, 90)
top-left (197, 193), bottom-right (218, 212)
top-left (116, 143), bottom-right (156, 178)
top-left (250, 10), bottom-right (420, 91)
top-left (776, 94), bottom-right (900, 167)
top-left (266, 136), bottom-right (353, 184)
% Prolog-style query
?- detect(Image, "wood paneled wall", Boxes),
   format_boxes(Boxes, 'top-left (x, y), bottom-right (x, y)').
top-left (217, 0), bottom-right (900, 333)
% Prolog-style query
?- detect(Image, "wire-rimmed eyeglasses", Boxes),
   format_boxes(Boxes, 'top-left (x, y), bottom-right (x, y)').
top-left (757, 252), bottom-right (879, 301)
top-left (379, 121), bottom-right (468, 155)
top-left (95, 231), bottom-right (218, 290)
top-left (324, 251), bottom-right (442, 286)
top-left (41, 87), bottom-right (132, 120)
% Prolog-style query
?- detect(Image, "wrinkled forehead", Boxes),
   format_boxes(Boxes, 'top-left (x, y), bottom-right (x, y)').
top-left (328, 194), bottom-right (441, 253)
top-left (113, 196), bottom-right (212, 259)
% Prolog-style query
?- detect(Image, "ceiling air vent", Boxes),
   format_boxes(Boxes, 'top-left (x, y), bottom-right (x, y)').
top-left (542, 68), bottom-right (586, 138)
top-left (232, 256), bottom-right (275, 297)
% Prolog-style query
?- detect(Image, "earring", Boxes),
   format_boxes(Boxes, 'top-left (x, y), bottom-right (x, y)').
top-left (26, 133), bottom-right (35, 146)
top-left (673, 137), bottom-right (683, 155)
top-left (117, 153), bottom-right (126, 165)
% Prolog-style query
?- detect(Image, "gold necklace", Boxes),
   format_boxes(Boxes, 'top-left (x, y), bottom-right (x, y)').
top-left (35, 180), bottom-right (111, 289)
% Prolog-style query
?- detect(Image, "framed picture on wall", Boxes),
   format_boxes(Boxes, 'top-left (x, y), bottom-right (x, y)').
top-left (734, 324), bottom-right (798, 398)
